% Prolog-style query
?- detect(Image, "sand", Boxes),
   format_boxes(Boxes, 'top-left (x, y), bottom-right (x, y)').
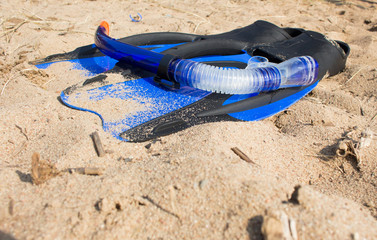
top-left (0, 0), bottom-right (376, 239)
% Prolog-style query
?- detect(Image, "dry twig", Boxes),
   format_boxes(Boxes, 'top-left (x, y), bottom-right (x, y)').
top-left (63, 167), bottom-right (103, 175)
top-left (91, 131), bottom-right (105, 157)
top-left (231, 147), bottom-right (256, 164)
top-left (15, 124), bottom-right (29, 140)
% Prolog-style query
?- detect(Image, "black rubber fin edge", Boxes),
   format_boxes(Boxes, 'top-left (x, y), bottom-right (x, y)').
top-left (120, 84), bottom-right (309, 142)
top-left (119, 93), bottom-right (235, 142)
top-left (30, 44), bottom-right (102, 65)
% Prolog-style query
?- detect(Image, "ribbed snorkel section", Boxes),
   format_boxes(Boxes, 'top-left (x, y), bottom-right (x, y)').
top-left (95, 21), bottom-right (319, 95)
top-left (170, 56), bottom-right (318, 94)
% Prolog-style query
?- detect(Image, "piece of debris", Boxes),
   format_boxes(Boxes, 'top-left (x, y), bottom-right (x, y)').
top-left (129, 13), bottom-right (142, 22)
top-left (262, 210), bottom-right (297, 240)
top-left (368, 25), bottom-right (377, 32)
top-left (64, 167), bottom-right (103, 176)
top-left (359, 128), bottom-right (374, 149)
top-left (31, 152), bottom-right (60, 185)
top-left (118, 156), bottom-right (133, 164)
top-left (95, 196), bottom-right (124, 214)
top-left (31, 152), bottom-right (103, 185)
top-left (169, 185), bottom-right (178, 215)
top-left (105, 149), bottom-right (114, 154)
top-left (334, 127), bottom-right (375, 170)
top-left (336, 140), bottom-right (360, 167)
top-left (91, 131), bottom-right (105, 157)
top-left (288, 185), bottom-right (300, 205)
top-left (198, 179), bottom-right (208, 190)
top-left (336, 140), bottom-right (357, 157)
top-left (231, 147), bottom-right (256, 164)
top-left (8, 198), bottom-right (14, 216)
top-left (15, 124), bottom-right (29, 140)
top-left (145, 139), bottom-right (161, 150)
top-left (142, 195), bottom-right (180, 220)
top-left (352, 232), bottom-right (360, 240)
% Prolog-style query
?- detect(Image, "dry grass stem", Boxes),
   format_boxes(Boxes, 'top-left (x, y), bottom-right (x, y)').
top-left (91, 131), bottom-right (106, 157)
top-left (345, 67), bottom-right (364, 84)
top-left (12, 141), bottom-right (27, 157)
top-left (1, 73), bottom-right (17, 96)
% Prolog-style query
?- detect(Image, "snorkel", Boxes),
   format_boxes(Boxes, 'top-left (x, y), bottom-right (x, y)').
top-left (95, 21), bottom-right (318, 94)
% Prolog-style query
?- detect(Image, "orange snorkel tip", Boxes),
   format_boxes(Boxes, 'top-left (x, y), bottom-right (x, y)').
top-left (100, 21), bottom-right (110, 35)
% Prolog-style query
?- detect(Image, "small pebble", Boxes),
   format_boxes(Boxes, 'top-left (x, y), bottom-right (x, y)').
top-left (352, 232), bottom-right (360, 240)
top-left (199, 179), bottom-right (208, 190)
top-left (338, 10), bottom-right (346, 15)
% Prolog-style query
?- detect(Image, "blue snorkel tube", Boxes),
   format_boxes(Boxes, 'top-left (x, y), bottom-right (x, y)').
top-left (95, 21), bottom-right (319, 95)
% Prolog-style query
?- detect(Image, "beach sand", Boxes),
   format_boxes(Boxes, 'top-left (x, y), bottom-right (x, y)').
top-left (0, 0), bottom-right (376, 239)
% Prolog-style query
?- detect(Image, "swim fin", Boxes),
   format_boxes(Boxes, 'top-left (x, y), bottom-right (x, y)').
top-left (32, 20), bottom-right (350, 142)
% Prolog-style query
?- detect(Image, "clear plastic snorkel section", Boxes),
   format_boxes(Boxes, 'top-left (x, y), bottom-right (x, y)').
top-left (95, 21), bottom-right (318, 95)
top-left (169, 55), bottom-right (318, 94)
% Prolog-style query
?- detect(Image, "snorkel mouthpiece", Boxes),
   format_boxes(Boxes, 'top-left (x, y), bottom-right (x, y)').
top-left (95, 21), bottom-right (319, 94)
